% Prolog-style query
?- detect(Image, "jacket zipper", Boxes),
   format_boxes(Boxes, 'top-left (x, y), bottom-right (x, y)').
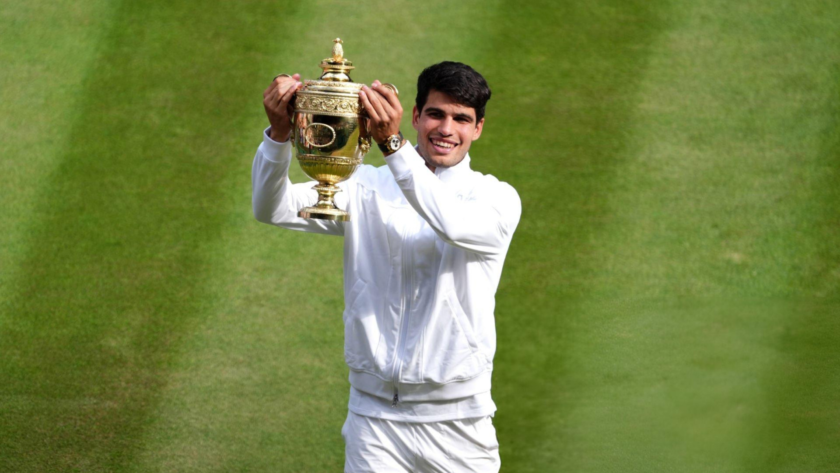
top-left (391, 228), bottom-right (414, 407)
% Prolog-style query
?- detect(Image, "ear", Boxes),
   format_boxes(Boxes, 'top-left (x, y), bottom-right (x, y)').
top-left (412, 106), bottom-right (420, 130)
top-left (472, 118), bottom-right (484, 141)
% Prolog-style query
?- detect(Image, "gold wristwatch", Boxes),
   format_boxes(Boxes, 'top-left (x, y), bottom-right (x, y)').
top-left (378, 132), bottom-right (404, 155)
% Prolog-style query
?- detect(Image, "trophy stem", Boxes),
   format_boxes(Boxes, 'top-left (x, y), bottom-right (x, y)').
top-left (298, 183), bottom-right (350, 221)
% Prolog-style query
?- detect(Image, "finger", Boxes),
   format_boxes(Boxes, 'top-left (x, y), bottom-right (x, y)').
top-left (359, 88), bottom-right (380, 122)
top-left (372, 80), bottom-right (382, 88)
top-left (364, 86), bottom-right (390, 122)
top-left (375, 91), bottom-right (396, 118)
top-left (276, 81), bottom-right (300, 104)
top-left (276, 80), bottom-right (293, 97)
top-left (278, 83), bottom-right (298, 108)
top-left (286, 82), bottom-right (302, 101)
top-left (264, 83), bottom-right (280, 107)
top-left (360, 88), bottom-right (381, 121)
top-left (266, 78), bottom-right (284, 98)
top-left (372, 84), bottom-right (400, 114)
top-left (272, 74), bottom-right (296, 91)
top-left (375, 93), bottom-right (398, 123)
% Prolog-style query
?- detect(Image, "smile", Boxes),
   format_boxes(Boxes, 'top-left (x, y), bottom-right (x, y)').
top-left (431, 139), bottom-right (457, 150)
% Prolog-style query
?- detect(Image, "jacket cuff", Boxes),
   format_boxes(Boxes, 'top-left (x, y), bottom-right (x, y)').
top-left (384, 141), bottom-right (421, 180)
top-left (260, 127), bottom-right (292, 163)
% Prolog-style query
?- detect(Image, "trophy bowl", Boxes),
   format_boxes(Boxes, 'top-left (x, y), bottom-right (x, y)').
top-left (292, 38), bottom-right (387, 222)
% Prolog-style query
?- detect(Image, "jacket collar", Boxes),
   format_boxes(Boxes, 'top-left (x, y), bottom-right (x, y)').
top-left (413, 145), bottom-right (473, 186)
top-left (435, 153), bottom-right (472, 185)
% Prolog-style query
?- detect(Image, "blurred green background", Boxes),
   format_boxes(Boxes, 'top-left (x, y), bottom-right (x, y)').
top-left (1, 0), bottom-right (838, 471)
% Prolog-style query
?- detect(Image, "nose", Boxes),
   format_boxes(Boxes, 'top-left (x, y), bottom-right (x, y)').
top-left (438, 116), bottom-right (453, 136)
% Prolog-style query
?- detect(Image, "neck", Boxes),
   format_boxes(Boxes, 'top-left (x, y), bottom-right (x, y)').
top-left (416, 145), bottom-right (436, 173)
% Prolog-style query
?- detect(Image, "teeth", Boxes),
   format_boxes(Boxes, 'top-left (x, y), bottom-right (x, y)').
top-left (432, 140), bottom-right (454, 149)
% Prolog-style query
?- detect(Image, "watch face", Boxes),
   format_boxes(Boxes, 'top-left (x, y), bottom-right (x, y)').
top-left (389, 136), bottom-right (401, 151)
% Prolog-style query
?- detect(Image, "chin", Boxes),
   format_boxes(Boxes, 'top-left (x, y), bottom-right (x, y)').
top-left (438, 154), bottom-right (467, 169)
top-left (418, 144), bottom-right (467, 169)
top-left (424, 155), bottom-right (447, 169)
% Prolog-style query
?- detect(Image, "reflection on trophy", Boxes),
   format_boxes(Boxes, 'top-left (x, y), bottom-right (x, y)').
top-left (292, 38), bottom-right (397, 221)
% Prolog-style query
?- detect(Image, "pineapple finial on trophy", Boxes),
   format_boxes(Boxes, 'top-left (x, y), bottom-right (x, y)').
top-left (332, 38), bottom-right (344, 62)
top-left (319, 38), bottom-right (354, 82)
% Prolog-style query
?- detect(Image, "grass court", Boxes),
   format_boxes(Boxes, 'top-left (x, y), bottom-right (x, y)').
top-left (1, 0), bottom-right (839, 471)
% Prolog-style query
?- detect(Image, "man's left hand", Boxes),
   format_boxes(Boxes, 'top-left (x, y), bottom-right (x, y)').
top-left (360, 80), bottom-right (403, 145)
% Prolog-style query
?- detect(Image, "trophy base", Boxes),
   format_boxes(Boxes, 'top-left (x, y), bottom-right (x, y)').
top-left (298, 206), bottom-right (350, 222)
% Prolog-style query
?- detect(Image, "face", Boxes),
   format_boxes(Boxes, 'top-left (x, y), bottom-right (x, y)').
top-left (412, 90), bottom-right (484, 170)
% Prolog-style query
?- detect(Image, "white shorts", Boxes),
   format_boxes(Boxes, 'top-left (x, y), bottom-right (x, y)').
top-left (342, 411), bottom-right (500, 473)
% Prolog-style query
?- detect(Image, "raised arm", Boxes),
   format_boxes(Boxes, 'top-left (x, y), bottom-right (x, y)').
top-left (385, 145), bottom-right (520, 255)
top-left (359, 81), bottom-right (520, 255)
top-left (252, 74), bottom-right (344, 236)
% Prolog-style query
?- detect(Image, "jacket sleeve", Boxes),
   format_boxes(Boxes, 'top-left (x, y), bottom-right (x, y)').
top-left (251, 128), bottom-right (345, 236)
top-left (385, 143), bottom-right (521, 256)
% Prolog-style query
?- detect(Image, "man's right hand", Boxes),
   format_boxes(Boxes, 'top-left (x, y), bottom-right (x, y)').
top-left (263, 73), bottom-right (302, 142)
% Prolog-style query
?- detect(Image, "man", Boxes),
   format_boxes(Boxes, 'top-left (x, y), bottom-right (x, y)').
top-left (253, 62), bottom-right (521, 472)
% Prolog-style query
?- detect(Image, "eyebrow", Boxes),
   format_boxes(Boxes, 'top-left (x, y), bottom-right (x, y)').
top-left (424, 107), bottom-right (474, 123)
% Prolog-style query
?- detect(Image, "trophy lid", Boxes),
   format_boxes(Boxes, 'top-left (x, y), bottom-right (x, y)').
top-left (319, 38), bottom-right (355, 82)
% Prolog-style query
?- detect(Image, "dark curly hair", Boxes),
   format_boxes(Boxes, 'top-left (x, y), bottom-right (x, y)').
top-left (415, 61), bottom-right (491, 122)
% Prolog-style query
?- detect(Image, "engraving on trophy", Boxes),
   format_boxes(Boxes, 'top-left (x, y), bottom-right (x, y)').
top-left (295, 94), bottom-right (362, 116)
top-left (304, 123), bottom-right (337, 148)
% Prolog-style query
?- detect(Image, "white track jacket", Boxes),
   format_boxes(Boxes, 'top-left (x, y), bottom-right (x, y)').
top-left (252, 130), bottom-right (521, 403)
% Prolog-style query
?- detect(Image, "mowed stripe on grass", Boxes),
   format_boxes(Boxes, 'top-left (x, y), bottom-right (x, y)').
top-left (1, 0), bottom-right (307, 470)
top-left (490, 0), bottom-right (840, 472)
top-left (481, 0), bottom-right (676, 471)
top-left (0, 0), bottom-right (117, 313)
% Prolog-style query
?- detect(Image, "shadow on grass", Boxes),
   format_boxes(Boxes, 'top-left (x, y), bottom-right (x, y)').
top-left (744, 64), bottom-right (840, 472)
top-left (0, 1), bottom-right (298, 470)
top-left (479, 0), bottom-right (672, 470)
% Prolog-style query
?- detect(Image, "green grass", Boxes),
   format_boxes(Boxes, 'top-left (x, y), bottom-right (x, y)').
top-left (1, 0), bottom-right (839, 471)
